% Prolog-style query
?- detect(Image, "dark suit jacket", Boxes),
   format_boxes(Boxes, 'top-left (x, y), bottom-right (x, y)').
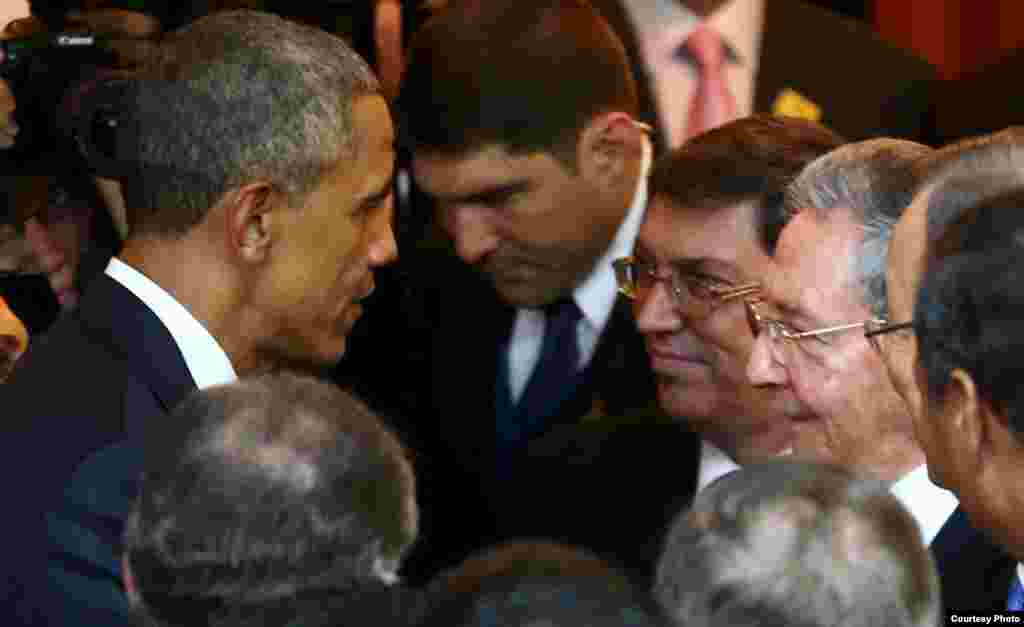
top-left (933, 47), bottom-right (1024, 144)
top-left (336, 249), bottom-right (700, 586)
top-left (591, 0), bottom-right (936, 150)
top-left (0, 273), bottom-right (197, 627)
top-left (932, 507), bottom-right (1018, 613)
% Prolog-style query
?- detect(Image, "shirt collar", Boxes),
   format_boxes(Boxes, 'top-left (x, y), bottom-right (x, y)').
top-left (627, 0), bottom-right (759, 65)
top-left (697, 439), bottom-right (741, 493)
top-left (889, 463), bottom-right (960, 547)
top-left (572, 135), bottom-right (652, 334)
top-left (105, 257), bottom-right (238, 390)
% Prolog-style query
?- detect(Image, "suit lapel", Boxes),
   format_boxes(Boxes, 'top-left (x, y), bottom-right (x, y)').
top-left (75, 274), bottom-right (198, 419)
top-left (430, 269), bottom-right (514, 476)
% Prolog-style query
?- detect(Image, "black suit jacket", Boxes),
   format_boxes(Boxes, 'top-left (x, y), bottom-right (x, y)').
top-left (932, 507), bottom-right (1018, 613)
top-left (591, 0), bottom-right (936, 150)
top-left (0, 273), bottom-right (197, 627)
top-left (337, 249), bottom-right (700, 585)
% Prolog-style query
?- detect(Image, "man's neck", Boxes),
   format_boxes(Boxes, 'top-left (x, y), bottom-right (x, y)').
top-left (119, 237), bottom-right (247, 368)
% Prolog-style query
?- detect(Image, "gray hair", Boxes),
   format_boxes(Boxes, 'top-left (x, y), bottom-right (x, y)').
top-left (653, 461), bottom-right (941, 627)
top-left (124, 10), bottom-right (380, 237)
top-left (785, 139), bottom-right (932, 318)
top-left (916, 127), bottom-right (1024, 243)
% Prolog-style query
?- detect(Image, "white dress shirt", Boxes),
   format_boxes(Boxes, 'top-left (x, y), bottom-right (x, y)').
top-left (889, 463), bottom-right (960, 547)
top-left (506, 138), bottom-right (652, 402)
top-left (105, 257), bottom-right (238, 390)
top-left (621, 0), bottom-right (765, 148)
top-left (696, 439), bottom-right (741, 493)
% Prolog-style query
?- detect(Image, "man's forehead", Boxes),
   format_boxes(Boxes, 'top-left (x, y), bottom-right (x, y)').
top-left (413, 145), bottom-right (539, 193)
top-left (641, 197), bottom-right (763, 271)
top-left (765, 210), bottom-right (860, 316)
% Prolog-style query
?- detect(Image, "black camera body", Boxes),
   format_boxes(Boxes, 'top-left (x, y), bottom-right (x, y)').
top-left (0, 32), bottom-right (123, 177)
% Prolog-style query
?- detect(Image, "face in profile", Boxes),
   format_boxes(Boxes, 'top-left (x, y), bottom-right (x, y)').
top-left (746, 211), bottom-right (913, 478)
top-left (884, 189), bottom-right (937, 471)
top-left (253, 94), bottom-right (397, 367)
top-left (413, 145), bottom-right (623, 308)
top-left (632, 196), bottom-right (798, 461)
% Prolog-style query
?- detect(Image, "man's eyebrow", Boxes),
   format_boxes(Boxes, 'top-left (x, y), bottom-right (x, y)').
top-left (437, 180), bottom-right (532, 205)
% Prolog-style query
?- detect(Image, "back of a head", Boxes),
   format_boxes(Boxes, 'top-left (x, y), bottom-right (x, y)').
top-left (125, 373), bottom-right (417, 627)
top-left (647, 114), bottom-right (846, 253)
top-left (122, 9), bottom-right (379, 238)
top-left (916, 189), bottom-right (1024, 436)
top-left (654, 461), bottom-right (940, 627)
top-left (915, 126), bottom-right (1024, 243)
top-left (422, 576), bottom-right (667, 627)
top-left (400, 0), bottom-right (638, 166)
top-left (436, 540), bottom-right (631, 599)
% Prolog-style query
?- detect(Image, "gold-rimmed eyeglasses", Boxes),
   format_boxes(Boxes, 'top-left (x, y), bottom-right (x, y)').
top-left (613, 256), bottom-right (760, 319)
top-left (744, 299), bottom-right (884, 344)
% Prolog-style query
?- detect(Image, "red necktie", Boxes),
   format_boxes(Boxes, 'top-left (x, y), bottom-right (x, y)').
top-left (684, 24), bottom-right (737, 140)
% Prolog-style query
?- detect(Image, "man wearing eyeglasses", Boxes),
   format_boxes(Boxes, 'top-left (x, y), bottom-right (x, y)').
top-left (614, 114), bottom-right (842, 494)
top-left (878, 128), bottom-right (1024, 613)
top-left (744, 137), bottom-right (981, 607)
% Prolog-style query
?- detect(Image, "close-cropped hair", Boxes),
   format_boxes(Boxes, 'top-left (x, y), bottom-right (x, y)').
top-left (783, 138), bottom-right (932, 317)
top-left (421, 576), bottom-right (668, 627)
top-left (648, 114), bottom-right (845, 254)
top-left (399, 0), bottom-right (638, 169)
top-left (915, 127), bottom-right (1024, 243)
top-left (654, 461), bottom-right (940, 627)
top-left (121, 10), bottom-right (380, 238)
top-left (125, 373), bottom-right (416, 627)
top-left (915, 190), bottom-right (1024, 436)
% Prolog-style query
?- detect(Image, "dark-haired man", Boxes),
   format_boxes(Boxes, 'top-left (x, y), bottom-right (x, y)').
top-left (338, 0), bottom-right (694, 585)
top-left (622, 114), bottom-right (842, 489)
top-left (0, 11), bottom-right (396, 626)
top-left (125, 374), bottom-right (421, 627)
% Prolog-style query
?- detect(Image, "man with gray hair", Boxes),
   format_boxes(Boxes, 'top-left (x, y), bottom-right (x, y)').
top-left (654, 460), bottom-right (941, 627)
top-left (744, 139), bottom-right (963, 591)
top-left (0, 10), bottom-right (397, 626)
top-left (124, 374), bottom-right (420, 627)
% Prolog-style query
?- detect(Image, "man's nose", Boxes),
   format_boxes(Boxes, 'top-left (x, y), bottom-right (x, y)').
top-left (367, 201), bottom-right (399, 267)
top-left (634, 281), bottom-right (682, 335)
top-left (747, 333), bottom-right (789, 387)
top-left (442, 204), bottom-right (500, 265)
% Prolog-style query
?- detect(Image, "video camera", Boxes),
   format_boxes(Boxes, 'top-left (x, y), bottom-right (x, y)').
top-left (0, 31), bottom-right (127, 179)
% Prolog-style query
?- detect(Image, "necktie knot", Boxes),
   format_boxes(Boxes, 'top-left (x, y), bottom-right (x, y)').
top-left (685, 24), bottom-right (727, 71)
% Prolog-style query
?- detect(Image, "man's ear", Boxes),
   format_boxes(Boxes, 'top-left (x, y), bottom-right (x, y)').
top-left (939, 368), bottom-right (986, 479)
top-left (576, 112), bottom-right (642, 188)
top-left (223, 181), bottom-right (276, 265)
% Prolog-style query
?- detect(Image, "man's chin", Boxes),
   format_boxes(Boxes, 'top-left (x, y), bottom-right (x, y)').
top-left (490, 278), bottom-right (560, 309)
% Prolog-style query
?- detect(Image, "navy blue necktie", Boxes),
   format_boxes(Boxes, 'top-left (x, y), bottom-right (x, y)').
top-left (496, 298), bottom-right (583, 478)
top-left (1008, 574), bottom-right (1024, 612)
